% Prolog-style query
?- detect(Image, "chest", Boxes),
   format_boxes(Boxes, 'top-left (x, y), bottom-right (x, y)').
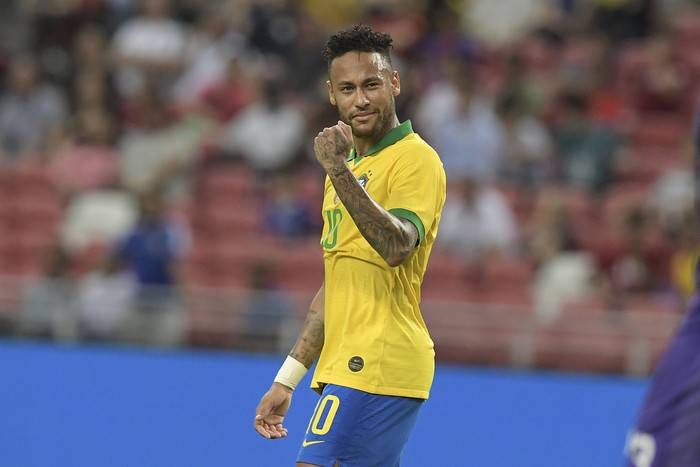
top-left (323, 157), bottom-right (394, 210)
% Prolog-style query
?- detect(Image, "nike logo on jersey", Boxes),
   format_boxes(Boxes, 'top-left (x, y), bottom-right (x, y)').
top-left (302, 440), bottom-right (325, 447)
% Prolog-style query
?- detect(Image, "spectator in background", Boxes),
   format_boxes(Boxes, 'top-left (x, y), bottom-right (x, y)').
top-left (45, 65), bottom-right (120, 196)
top-left (60, 186), bottom-right (139, 256)
top-left (116, 189), bottom-right (190, 347)
top-left (495, 91), bottom-right (553, 191)
top-left (71, 23), bottom-right (112, 74)
top-left (46, 66), bottom-right (119, 177)
top-left (48, 106), bottom-right (119, 198)
top-left (635, 33), bottom-right (693, 114)
top-left (263, 171), bottom-right (315, 240)
top-left (415, 63), bottom-right (504, 183)
top-left (69, 20), bottom-right (119, 128)
top-left (436, 177), bottom-right (519, 279)
top-left (171, 3), bottom-right (249, 110)
top-left (464, 0), bottom-right (550, 47)
top-left (525, 189), bottom-right (601, 322)
top-left (110, 0), bottom-right (186, 98)
top-left (0, 53), bottom-right (68, 164)
top-left (497, 50), bottom-right (556, 120)
top-left (551, 92), bottom-right (626, 195)
top-left (599, 205), bottom-right (671, 309)
top-left (568, 35), bottom-right (636, 133)
top-left (219, 75), bottom-right (306, 181)
top-left (652, 163), bottom-right (694, 238)
top-left (118, 80), bottom-right (212, 204)
top-left (412, 5), bottom-right (478, 86)
top-left (18, 245), bottom-right (74, 340)
top-left (195, 49), bottom-right (260, 124)
top-left (524, 187), bottom-right (581, 268)
top-left (75, 250), bottom-right (136, 342)
top-left (71, 67), bottom-right (116, 118)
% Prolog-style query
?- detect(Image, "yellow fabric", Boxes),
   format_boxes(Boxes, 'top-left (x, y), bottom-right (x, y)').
top-left (671, 247), bottom-right (700, 300)
top-left (311, 125), bottom-right (446, 400)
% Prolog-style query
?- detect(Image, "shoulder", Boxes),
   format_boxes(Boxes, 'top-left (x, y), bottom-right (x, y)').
top-left (394, 134), bottom-right (440, 161)
top-left (391, 134), bottom-right (444, 175)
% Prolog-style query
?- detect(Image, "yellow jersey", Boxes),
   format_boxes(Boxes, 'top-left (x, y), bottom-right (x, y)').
top-left (311, 120), bottom-right (446, 400)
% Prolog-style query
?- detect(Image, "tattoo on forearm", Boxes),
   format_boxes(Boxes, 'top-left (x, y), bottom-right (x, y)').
top-left (329, 167), bottom-right (415, 263)
top-left (290, 308), bottom-right (324, 369)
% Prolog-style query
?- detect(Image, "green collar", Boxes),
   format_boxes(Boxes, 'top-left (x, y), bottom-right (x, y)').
top-left (348, 120), bottom-right (413, 164)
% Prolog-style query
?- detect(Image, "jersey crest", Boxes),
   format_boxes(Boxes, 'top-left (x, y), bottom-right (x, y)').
top-left (334, 172), bottom-right (371, 203)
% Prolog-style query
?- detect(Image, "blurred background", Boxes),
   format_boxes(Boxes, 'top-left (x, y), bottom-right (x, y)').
top-left (1, 0), bottom-right (700, 464)
top-left (1, 0), bottom-right (699, 377)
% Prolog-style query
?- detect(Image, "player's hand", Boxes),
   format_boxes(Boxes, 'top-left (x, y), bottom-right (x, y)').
top-left (314, 121), bottom-right (353, 172)
top-left (254, 382), bottom-right (293, 439)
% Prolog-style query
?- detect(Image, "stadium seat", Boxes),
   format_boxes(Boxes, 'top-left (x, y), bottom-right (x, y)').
top-left (195, 164), bottom-right (258, 203)
top-left (629, 112), bottom-right (690, 147)
top-left (194, 195), bottom-right (263, 241)
top-left (184, 288), bottom-right (246, 348)
top-left (270, 240), bottom-right (324, 293)
top-left (532, 328), bottom-right (629, 374)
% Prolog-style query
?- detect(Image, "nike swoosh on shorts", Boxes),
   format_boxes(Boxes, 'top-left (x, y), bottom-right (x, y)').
top-left (302, 440), bottom-right (325, 447)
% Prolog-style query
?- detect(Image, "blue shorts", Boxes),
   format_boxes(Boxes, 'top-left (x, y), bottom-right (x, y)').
top-left (297, 384), bottom-right (424, 467)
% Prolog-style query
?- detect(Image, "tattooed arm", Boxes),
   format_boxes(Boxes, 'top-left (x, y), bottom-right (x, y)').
top-left (289, 283), bottom-right (325, 368)
top-left (254, 283), bottom-right (325, 439)
top-left (314, 122), bottom-right (418, 267)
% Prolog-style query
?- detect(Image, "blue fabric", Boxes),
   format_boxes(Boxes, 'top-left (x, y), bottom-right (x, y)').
top-left (626, 292), bottom-right (700, 466)
top-left (117, 224), bottom-right (178, 286)
top-left (297, 384), bottom-right (423, 467)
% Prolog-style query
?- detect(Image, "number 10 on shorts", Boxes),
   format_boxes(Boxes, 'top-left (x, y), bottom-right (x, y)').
top-left (306, 394), bottom-right (340, 436)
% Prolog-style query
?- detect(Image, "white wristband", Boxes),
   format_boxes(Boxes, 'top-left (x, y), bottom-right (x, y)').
top-left (274, 356), bottom-right (308, 390)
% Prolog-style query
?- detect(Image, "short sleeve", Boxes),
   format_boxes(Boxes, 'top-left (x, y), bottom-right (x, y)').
top-left (386, 143), bottom-right (446, 244)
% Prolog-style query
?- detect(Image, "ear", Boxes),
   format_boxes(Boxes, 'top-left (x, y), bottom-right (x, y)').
top-left (327, 80), bottom-right (336, 106)
top-left (391, 70), bottom-right (401, 97)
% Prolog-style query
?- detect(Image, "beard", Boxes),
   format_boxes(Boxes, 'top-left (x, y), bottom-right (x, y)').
top-left (344, 98), bottom-right (396, 140)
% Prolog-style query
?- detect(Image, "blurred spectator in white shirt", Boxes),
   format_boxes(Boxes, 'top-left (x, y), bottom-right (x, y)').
top-left (76, 251), bottom-right (136, 342)
top-left (220, 76), bottom-right (305, 178)
top-left (464, 0), bottom-right (550, 47)
top-left (111, 0), bottom-right (186, 98)
top-left (414, 63), bottom-right (505, 183)
top-left (437, 177), bottom-right (520, 262)
top-left (60, 188), bottom-right (139, 255)
top-left (171, 4), bottom-right (250, 109)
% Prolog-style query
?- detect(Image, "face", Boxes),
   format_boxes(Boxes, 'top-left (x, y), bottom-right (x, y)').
top-left (327, 51), bottom-right (400, 141)
top-left (10, 58), bottom-right (38, 95)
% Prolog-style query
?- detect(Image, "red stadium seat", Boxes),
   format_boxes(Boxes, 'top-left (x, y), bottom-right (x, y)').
top-left (195, 164), bottom-right (258, 203)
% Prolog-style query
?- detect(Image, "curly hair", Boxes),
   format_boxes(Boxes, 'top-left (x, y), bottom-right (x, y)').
top-left (322, 24), bottom-right (394, 69)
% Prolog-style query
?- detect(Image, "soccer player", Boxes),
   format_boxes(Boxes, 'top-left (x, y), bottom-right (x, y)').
top-left (253, 24), bottom-right (446, 466)
top-left (624, 102), bottom-right (700, 466)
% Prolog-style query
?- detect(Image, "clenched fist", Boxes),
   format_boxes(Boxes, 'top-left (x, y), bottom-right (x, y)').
top-left (314, 121), bottom-right (353, 172)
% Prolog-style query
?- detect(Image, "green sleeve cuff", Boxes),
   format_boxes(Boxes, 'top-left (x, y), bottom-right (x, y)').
top-left (389, 208), bottom-right (425, 244)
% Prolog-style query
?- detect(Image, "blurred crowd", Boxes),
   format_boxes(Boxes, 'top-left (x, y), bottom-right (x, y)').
top-left (0, 0), bottom-right (699, 351)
